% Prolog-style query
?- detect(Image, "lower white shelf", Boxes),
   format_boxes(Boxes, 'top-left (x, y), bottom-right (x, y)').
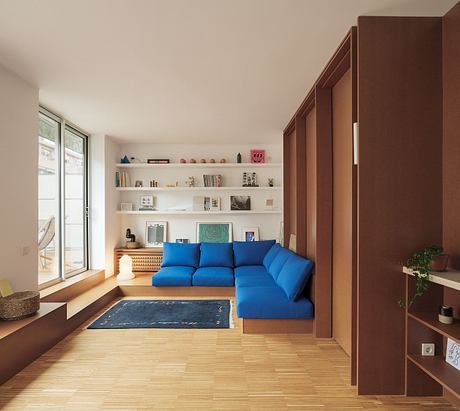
top-left (117, 210), bottom-right (281, 215)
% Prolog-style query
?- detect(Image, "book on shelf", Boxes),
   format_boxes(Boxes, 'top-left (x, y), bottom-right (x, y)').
top-left (203, 174), bottom-right (222, 187)
top-left (116, 171), bottom-right (131, 187)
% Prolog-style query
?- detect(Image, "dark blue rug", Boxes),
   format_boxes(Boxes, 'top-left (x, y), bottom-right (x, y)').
top-left (88, 299), bottom-right (232, 329)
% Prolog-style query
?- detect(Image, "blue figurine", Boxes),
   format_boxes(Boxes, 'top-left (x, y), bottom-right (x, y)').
top-left (120, 155), bottom-right (130, 163)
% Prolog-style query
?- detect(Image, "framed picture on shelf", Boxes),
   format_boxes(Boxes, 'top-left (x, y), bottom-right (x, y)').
top-left (120, 202), bottom-right (133, 212)
top-left (242, 226), bottom-right (259, 242)
top-left (135, 180), bottom-right (144, 187)
top-left (230, 195), bottom-right (251, 211)
top-left (264, 198), bottom-right (274, 210)
top-left (145, 221), bottom-right (168, 247)
top-left (446, 338), bottom-right (460, 371)
top-left (196, 222), bottom-right (232, 243)
top-left (250, 149), bottom-right (265, 163)
top-left (175, 238), bottom-right (190, 244)
top-left (139, 195), bottom-right (155, 210)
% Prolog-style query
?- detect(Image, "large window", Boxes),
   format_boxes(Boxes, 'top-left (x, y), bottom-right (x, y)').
top-left (38, 108), bottom-right (89, 287)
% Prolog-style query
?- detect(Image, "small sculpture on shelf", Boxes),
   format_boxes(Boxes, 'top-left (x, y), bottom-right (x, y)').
top-left (149, 180), bottom-right (158, 187)
top-left (186, 176), bottom-right (196, 187)
top-left (180, 158), bottom-right (187, 164)
top-left (220, 158), bottom-right (226, 163)
top-left (209, 158), bottom-right (216, 163)
top-left (200, 159), bottom-right (206, 163)
top-left (237, 153), bottom-right (242, 163)
top-left (268, 178), bottom-right (274, 187)
top-left (190, 158), bottom-right (197, 163)
top-left (125, 228), bottom-right (139, 249)
top-left (120, 155), bottom-right (130, 164)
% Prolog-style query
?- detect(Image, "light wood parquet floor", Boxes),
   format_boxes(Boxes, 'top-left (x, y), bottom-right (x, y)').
top-left (0, 297), bottom-right (456, 411)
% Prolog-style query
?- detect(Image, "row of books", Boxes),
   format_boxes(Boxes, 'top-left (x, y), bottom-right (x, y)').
top-left (203, 174), bottom-right (222, 187)
top-left (115, 171), bottom-right (131, 187)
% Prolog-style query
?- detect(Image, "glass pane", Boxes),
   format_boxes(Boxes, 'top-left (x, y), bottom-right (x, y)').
top-left (64, 127), bottom-right (86, 275)
top-left (38, 113), bottom-right (60, 285)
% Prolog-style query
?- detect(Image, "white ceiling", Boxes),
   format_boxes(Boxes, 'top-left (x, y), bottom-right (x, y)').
top-left (0, 0), bottom-right (455, 143)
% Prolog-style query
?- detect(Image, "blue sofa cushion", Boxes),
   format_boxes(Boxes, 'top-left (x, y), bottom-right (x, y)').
top-left (192, 267), bottom-right (234, 287)
top-left (235, 273), bottom-right (275, 288)
top-left (263, 243), bottom-right (282, 271)
top-left (236, 285), bottom-right (314, 319)
top-left (161, 242), bottom-right (200, 268)
top-left (199, 243), bottom-right (233, 268)
top-left (233, 240), bottom-right (276, 267)
top-left (268, 247), bottom-right (293, 280)
top-left (152, 266), bottom-right (195, 286)
top-left (276, 254), bottom-right (314, 301)
top-left (234, 265), bottom-right (269, 279)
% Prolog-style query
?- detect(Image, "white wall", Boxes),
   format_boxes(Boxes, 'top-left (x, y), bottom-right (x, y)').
top-left (0, 64), bottom-right (39, 291)
top-left (117, 143), bottom-right (282, 246)
top-left (90, 135), bottom-right (121, 277)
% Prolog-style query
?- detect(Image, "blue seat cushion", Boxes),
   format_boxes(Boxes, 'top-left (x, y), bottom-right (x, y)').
top-left (192, 267), bottom-right (234, 287)
top-left (268, 247), bottom-right (293, 280)
top-left (161, 243), bottom-right (200, 268)
top-left (234, 265), bottom-right (269, 279)
top-left (236, 285), bottom-right (314, 319)
top-left (235, 273), bottom-right (275, 288)
top-left (152, 266), bottom-right (195, 286)
top-left (276, 254), bottom-right (314, 301)
top-left (263, 243), bottom-right (283, 271)
top-left (233, 240), bottom-right (276, 267)
top-left (199, 242), bottom-right (234, 268)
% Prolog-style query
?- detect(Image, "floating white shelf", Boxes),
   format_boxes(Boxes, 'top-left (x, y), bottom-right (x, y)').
top-left (403, 266), bottom-right (460, 292)
top-left (117, 210), bottom-right (282, 215)
top-left (116, 186), bottom-right (282, 192)
top-left (116, 162), bottom-right (282, 169)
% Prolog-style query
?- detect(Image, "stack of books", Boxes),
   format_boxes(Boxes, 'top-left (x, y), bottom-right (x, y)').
top-left (203, 174), bottom-right (222, 187)
top-left (116, 171), bottom-right (131, 187)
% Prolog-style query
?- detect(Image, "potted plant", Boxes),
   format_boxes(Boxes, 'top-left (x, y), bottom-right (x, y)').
top-left (400, 245), bottom-right (448, 308)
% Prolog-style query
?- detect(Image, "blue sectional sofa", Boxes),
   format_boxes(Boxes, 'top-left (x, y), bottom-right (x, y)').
top-left (152, 240), bottom-right (315, 320)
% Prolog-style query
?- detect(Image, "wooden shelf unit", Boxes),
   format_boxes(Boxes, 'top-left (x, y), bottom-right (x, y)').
top-left (114, 248), bottom-right (163, 275)
top-left (404, 269), bottom-right (460, 404)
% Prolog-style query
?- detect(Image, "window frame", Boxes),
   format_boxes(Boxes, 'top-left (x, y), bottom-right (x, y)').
top-left (38, 106), bottom-right (90, 289)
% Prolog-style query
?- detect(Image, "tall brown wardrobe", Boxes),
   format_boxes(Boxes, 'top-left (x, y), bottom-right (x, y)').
top-left (283, 2), bottom-right (460, 404)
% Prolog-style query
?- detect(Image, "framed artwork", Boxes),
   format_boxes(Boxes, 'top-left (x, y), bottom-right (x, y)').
top-left (230, 195), bottom-right (251, 211)
top-left (289, 233), bottom-right (297, 252)
top-left (250, 149), bottom-right (265, 163)
top-left (242, 226), bottom-right (259, 242)
top-left (175, 238), bottom-right (190, 244)
top-left (446, 338), bottom-right (460, 371)
top-left (139, 195), bottom-right (155, 210)
top-left (196, 222), bottom-right (232, 243)
top-left (145, 221), bottom-right (167, 247)
top-left (264, 198), bottom-right (274, 210)
top-left (120, 202), bottom-right (133, 212)
top-left (135, 180), bottom-right (144, 187)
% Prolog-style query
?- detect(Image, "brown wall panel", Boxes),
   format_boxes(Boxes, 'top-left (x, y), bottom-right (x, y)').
top-left (332, 69), bottom-right (353, 356)
top-left (443, 2), bottom-right (460, 269)
top-left (357, 16), bottom-right (443, 394)
top-left (305, 108), bottom-right (317, 261)
top-left (314, 86), bottom-right (333, 338)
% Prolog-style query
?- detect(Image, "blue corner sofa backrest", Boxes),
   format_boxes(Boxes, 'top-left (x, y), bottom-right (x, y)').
top-left (161, 242), bottom-right (201, 268)
top-left (199, 242), bottom-right (234, 267)
top-left (232, 240), bottom-right (276, 266)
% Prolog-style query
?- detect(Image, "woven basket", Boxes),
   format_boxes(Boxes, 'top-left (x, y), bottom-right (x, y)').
top-left (0, 291), bottom-right (40, 321)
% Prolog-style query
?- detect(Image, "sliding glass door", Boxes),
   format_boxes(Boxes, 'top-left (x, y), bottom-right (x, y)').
top-left (38, 108), bottom-right (89, 287)
top-left (38, 112), bottom-right (61, 285)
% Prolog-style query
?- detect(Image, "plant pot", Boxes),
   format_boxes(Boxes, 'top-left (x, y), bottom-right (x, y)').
top-left (430, 254), bottom-right (449, 272)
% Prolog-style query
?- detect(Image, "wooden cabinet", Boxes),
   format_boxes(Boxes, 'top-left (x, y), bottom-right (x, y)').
top-left (114, 248), bottom-right (163, 275)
